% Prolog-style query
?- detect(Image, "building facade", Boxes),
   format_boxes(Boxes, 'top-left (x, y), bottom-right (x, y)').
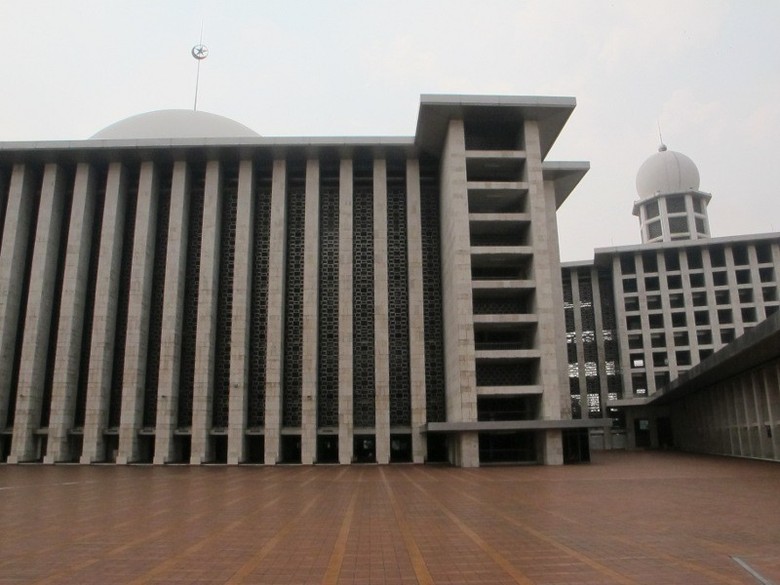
top-left (562, 144), bottom-right (780, 452)
top-left (0, 95), bottom-right (601, 467)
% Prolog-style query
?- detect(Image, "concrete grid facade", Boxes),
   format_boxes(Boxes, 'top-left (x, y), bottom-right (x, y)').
top-left (0, 95), bottom-right (602, 467)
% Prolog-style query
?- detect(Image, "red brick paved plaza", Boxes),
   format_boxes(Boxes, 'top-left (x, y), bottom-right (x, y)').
top-left (1, 451), bottom-right (778, 584)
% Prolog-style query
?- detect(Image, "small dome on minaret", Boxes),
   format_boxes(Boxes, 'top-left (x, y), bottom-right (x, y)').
top-left (636, 145), bottom-right (700, 199)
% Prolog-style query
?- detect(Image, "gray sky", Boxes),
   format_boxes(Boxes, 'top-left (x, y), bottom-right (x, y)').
top-left (2, 0), bottom-right (779, 261)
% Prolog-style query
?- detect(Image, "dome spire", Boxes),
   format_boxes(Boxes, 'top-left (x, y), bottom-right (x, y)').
top-left (657, 121), bottom-right (666, 152)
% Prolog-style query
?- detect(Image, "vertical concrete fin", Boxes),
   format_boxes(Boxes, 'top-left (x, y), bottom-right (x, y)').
top-left (406, 158), bottom-right (427, 463)
top-left (0, 164), bottom-right (36, 433)
top-left (301, 158), bottom-right (320, 464)
top-left (81, 162), bottom-right (128, 463)
top-left (10, 163), bottom-right (67, 462)
top-left (46, 163), bottom-right (96, 463)
top-left (374, 158), bottom-right (390, 464)
top-left (338, 158), bottom-right (354, 464)
top-left (154, 160), bottom-right (190, 464)
top-left (228, 159), bottom-right (254, 464)
top-left (117, 161), bottom-right (159, 464)
top-left (190, 160), bottom-right (222, 464)
top-left (264, 158), bottom-right (287, 465)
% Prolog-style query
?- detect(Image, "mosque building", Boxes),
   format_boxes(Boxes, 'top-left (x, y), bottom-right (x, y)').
top-left (0, 95), bottom-right (777, 466)
top-left (0, 95), bottom-right (604, 466)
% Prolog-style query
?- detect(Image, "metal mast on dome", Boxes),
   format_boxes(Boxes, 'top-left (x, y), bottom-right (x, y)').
top-left (192, 23), bottom-right (209, 111)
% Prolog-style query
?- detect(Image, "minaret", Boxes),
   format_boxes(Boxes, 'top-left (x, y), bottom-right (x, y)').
top-left (633, 144), bottom-right (712, 243)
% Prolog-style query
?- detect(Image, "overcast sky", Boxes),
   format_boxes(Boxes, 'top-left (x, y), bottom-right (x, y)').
top-left (2, 1), bottom-right (778, 261)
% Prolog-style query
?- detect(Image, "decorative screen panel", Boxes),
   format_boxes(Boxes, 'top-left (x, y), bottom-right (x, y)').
top-left (282, 167), bottom-right (305, 428)
top-left (352, 164), bottom-right (375, 428)
top-left (248, 169), bottom-right (272, 428)
top-left (419, 160), bottom-right (446, 423)
top-left (387, 171), bottom-right (411, 427)
top-left (318, 179), bottom-right (339, 428)
top-left (212, 164), bottom-right (238, 428)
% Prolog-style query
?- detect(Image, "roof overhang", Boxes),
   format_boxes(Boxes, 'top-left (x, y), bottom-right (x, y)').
top-left (593, 232), bottom-right (780, 268)
top-left (543, 161), bottom-right (590, 209)
top-left (425, 418), bottom-right (610, 433)
top-left (649, 311), bottom-right (780, 406)
top-left (415, 94), bottom-right (576, 158)
top-left (0, 136), bottom-right (418, 165)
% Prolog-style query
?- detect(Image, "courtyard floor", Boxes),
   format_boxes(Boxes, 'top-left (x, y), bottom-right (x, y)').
top-left (0, 451), bottom-right (778, 584)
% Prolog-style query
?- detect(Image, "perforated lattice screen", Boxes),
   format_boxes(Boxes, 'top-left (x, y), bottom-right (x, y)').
top-left (420, 167), bottom-right (446, 423)
top-left (75, 167), bottom-right (106, 427)
top-left (473, 296), bottom-right (525, 315)
top-left (282, 169), bottom-right (305, 428)
top-left (475, 362), bottom-right (535, 386)
top-left (142, 166), bottom-right (172, 427)
top-left (318, 181), bottom-right (339, 427)
top-left (353, 171), bottom-right (375, 428)
top-left (599, 268), bottom-right (623, 399)
top-left (247, 170), bottom-right (272, 428)
top-left (212, 164), bottom-right (238, 428)
top-left (108, 166), bottom-right (139, 428)
top-left (177, 164), bottom-right (206, 428)
top-left (387, 176), bottom-right (411, 426)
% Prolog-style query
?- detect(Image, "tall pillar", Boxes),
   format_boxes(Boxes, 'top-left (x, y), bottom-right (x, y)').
top-left (190, 160), bottom-right (222, 464)
top-left (439, 119), bottom-right (478, 467)
top-left (0, 165), bottom-right (36, 433)
top-left (154, 161), bottom-right (190, 464)
top-left (338, 159), bottom-right (354, 464)
top-left (526, 120), bottom-right (568, 464)
top-left (301, 159), bottom-right (320, 464)
top-left (228, 160), bottom-right (254, 464)
top-left (81, 162), bottom-right (127, 463)
top-left (264, 159), bottom-right (287, 465)
top-left (9, 164), bottom-right (67, 462)
top-left (373, 159), bottom-right (390, 464)
top-left (117, 162), bottom-right (158, 464)
top-left (45, 163), bottom-right (97, 463)
top-left (406, 159), bottom-right (427, 463)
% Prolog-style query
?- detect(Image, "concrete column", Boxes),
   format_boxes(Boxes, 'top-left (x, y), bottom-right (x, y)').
top-left (228, 160), bottom-right (255, 464)
top-left (406, 159), bottom-right (426, 463)
top-left (45, 164), bottom-right (97, 463)
top-left (300, 159), bottom-right (320, 464)
top-left (154, 161), bottom-right (190, 464)
top-left (9, 164), bottom-right (67, 463)
top-left (264, 159), bottom-right (287, 465)
top-left (0, 165), bottom-right (36, 433)
top-left (190, 160), bottom-right (222, 464)
top-left (611, 257), bottom-right (633, 397)
top-left (439, 118), bottom-right (478, 467)
top-left (338, 159), bottom-right (354, 464)
top-left (373, 159), bottom-right (390, 465)
top-left (81, 162), bottom-right (127, 463)
top-left (117, 162), bottom-right (158, 464)
top-left (528, 120), bottom-right (568, 464)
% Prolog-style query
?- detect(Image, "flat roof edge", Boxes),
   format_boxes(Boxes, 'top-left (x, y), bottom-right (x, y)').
top-left (419, 94), bottom-right (577, 108)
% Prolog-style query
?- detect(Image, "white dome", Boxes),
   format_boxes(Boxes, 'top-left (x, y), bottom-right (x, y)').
top-left (636, 145), bottom-right (700, 199)
top-left (91, 109), bottom-right (259, 140)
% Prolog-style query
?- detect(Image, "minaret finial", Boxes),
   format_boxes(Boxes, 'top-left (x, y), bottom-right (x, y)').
top-left (192, 21), bottom-right (209, 111)
top-left (657, 121), bottom-right (666, 151)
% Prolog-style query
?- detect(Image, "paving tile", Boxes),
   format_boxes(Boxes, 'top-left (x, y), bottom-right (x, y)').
top-left (0, 452), bottom-right (778, 584)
